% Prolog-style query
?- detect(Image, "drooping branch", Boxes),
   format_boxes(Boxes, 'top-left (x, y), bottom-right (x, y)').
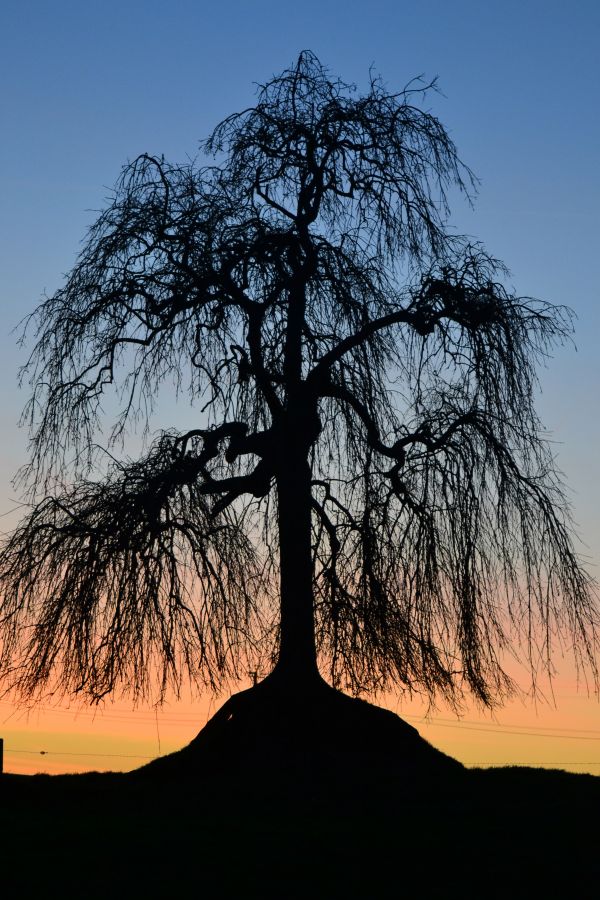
top-left (0, 431), bottom-right (276, 702)
top-left (310, 387), bottom-right (598, 703)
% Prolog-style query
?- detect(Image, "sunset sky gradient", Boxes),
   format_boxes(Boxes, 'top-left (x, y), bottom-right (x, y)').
top-left (1, 0), bottom-right (599, 776)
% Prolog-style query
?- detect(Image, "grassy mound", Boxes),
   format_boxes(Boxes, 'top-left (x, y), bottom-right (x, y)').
top-left (135, 676), bottom-right (462, 791)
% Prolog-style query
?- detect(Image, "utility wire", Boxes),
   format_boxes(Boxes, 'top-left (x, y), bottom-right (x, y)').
top-left (3, 747), bottom-right (599, 767)
top-left (406, 720), bottom-right (600, 741)
top-left (403, 714), bottom-right (600, 736)
top-left (7, 748), bottom-right (155, 759)
top-left (4, 700), bottom-right (600, 739)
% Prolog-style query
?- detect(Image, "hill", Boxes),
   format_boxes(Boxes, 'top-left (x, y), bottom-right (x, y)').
top-left (1, 762), bottom-right (598, 898)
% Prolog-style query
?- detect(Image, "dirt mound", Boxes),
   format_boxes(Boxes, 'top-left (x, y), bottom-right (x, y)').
top-left (133, 675), bottom-right (462, 797)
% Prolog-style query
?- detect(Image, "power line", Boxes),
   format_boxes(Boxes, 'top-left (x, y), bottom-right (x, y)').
top-left (7, 748), bottom-right (155, 759)
top-left (403, 713), bottom-right (600, 737)
top-left (0, 701), bottom-right (201, 726)
top-left (4, 700), bottom-right (600, 739)
top-left (403, 718), bottom-right (600, 741)
top-left (3, 747), bottom-right (599, 766)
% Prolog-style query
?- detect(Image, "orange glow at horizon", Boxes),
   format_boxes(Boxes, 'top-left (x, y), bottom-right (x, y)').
top-left (2, 670), bottom-right (598, 778)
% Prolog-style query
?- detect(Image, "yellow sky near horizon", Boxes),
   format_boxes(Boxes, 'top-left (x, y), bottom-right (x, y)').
top-left (2, 675), bottom-right (599, 778)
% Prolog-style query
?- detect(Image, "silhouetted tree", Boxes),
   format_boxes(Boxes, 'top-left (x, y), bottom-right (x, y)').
top-left (0, 53), bottom-right (597, 714)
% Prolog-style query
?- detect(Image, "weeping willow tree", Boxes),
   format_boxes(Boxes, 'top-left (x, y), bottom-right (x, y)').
top-left (0, 53), bottom-right (597, 724)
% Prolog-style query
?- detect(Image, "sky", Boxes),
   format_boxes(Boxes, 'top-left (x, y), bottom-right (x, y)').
top-left (0, 0), bottom-right (599, 776)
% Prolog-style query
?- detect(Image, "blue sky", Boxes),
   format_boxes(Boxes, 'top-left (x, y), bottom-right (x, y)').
top-left (1, 0), bottom-right (599, 775)
top-left (1, 0), bottom-right (598, 555)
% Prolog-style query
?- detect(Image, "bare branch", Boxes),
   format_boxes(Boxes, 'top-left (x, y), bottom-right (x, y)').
top-left (1, 51), bottom-right (596, 708)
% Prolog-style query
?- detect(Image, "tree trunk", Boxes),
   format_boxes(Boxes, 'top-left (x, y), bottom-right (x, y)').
top-left (273, 441), bottom-right (320, 686)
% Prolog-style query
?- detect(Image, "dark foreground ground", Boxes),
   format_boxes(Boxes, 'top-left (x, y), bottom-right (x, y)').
top-left (1, 763), bottom-right (598, 899)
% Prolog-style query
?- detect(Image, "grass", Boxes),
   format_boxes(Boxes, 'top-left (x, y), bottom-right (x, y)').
top-left (1, 764), bottom-right (599, 898)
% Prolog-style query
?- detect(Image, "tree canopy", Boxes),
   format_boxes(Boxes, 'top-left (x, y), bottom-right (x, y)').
top-left (0, 52), bottom-right (597, 709)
